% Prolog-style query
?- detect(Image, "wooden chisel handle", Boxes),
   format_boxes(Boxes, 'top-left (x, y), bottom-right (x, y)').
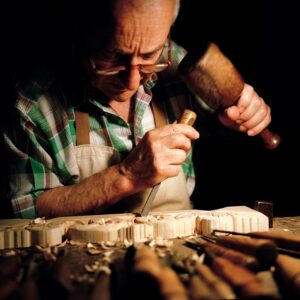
top-left (185, 240), bottom-right (260, 271)
top-left (202, 242), bottom-right (260, 271)
top-left (275, 254), bottom-right (300, 297)
top-left (89, 273), bottom-right (111, 300)
top-left (131, 246), bottom-right (188, 300)
top-left (189, 275), bottom-right (221, 300)
top-left (250, 231), bottom-right (300, 252)
top-left (158, 267), bottom-right (189, 300)
top-left (215, 235), bottom-right (277, 268)
top-left (212, 256), bottom-right (272, 299)
top-left (195, 262), bottom-right (236, 299)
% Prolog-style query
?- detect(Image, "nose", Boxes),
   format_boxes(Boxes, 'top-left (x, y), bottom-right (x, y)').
top-left (120, 67), bottom-right (142, 91)
top-left (119, 55), bottom-right (144, 90)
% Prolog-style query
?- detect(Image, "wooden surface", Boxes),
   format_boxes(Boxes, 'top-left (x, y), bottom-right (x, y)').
top-left (273, 216), bottom-right (300, 235)
top-left (0, 216), bottom-right (299, 300)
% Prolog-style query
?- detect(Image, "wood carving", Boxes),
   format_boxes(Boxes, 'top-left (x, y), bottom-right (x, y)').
top-left (0, 206), bottom-right (269, 249)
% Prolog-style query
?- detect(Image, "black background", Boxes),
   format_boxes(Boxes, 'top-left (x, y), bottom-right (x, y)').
top-left (1, 0), bottom-right (299, 216)
top-left (172, 0), bottom-right (300, 216)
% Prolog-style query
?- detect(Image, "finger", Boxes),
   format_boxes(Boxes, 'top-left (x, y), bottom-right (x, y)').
top-left (225, 106), bottom-right (240, 121)
top-left (246, 108), bottom-right (271, 136)
top-left (152, 155), bottom-right (184, 178)
top-left (159, 148), bottom-right (187, 166)
top-left (160, 123), bottom-right (200, 140)
top-left (239, 96), bottom-right (264, 121)
top-left (143, 132), bottom-right (192, 156)
top-left (237, 83), bottom-right (255, 111)
top-left (162, 133), bottom-right (192, 153)
top-left (163, 165), bottom-right (182, 178)
top-left (240, 103), bottom-right (270, 130)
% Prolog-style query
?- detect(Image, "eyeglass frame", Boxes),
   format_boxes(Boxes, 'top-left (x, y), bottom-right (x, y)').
top-left (89, 34), bottom-right (172, 76)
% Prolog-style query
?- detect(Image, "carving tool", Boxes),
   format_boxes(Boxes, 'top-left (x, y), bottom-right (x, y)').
top-left (178, 42), bottom-right (281, 149)
top-left (140, 109), bottom-right (197, 216)
top-left (213, 229), bottom-right (300, 257)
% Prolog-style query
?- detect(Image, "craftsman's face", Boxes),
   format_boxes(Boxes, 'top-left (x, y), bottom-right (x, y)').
top-left (86, 0), bottom-right (175, 102)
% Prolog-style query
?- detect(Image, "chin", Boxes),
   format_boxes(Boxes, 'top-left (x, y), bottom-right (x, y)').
top-left (107, 89), bottom-right (137, 102)
top-left (92, 78), bottom-right (137, 102)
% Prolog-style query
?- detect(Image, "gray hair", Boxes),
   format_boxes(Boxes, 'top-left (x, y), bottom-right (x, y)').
top-left (173, 0), bottom-right (181, 22)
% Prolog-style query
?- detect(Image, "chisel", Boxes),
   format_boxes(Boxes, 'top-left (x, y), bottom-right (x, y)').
top-left (140, 109), bottom-right (197, 216)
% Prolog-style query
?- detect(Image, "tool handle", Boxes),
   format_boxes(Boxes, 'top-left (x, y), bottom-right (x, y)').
top-left (195, 262), bottom-right (236, 299)
top-left (186, 239), bottom-right (260, 271)
top-left (178, 43), bottom-right (281, 150)
top-left (212, 256), bottom-right (270, 298)
top-left (178, 109), bottom-right (197, 126)
top-left (203, 241), bottom-right (260, 272)
top-left (276, 254), bottom-right (300, 297)
top-left (259, 128), bottom-right (281, 150)
top-left (189, 275), bottom-right (219, 300)
top-left (250, 231), bottom-right (300, 252)
top-left (215, 235), bottom-right (277, 267)
top-left (158, 267), bottom-right (189, 300)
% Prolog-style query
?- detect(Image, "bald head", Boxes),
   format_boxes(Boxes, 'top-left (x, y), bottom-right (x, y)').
top-left (112, 0), bottom-right (180, 23)
top-left (74, 0), bottom-right (180, 53)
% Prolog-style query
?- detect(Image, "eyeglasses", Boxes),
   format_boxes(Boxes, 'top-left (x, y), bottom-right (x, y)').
top-left (89, 34), bottom-right (172, 76)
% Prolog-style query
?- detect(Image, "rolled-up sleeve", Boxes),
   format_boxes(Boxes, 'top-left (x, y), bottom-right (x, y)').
top-left (4, 88), bottom-right (79, 218)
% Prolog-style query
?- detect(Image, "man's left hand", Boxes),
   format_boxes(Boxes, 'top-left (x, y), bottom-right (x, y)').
top-left (218, 83), bottom-right (271, 136)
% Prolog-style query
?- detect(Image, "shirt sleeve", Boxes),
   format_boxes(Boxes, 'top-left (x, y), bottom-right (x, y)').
top-left (4, 91), bottom-right (79, 218)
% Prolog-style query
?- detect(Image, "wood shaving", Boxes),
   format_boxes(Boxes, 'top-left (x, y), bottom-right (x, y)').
top-left (87, 242), bottom-right (98, 249)
top-left (87, 248), bottom-right (102, 255)
top-left (98, 265), bottom-right (111, 275)
top-left (84, 264), bottom-right (98, 273)
top-left (30, 217), bottom-right (46, 224)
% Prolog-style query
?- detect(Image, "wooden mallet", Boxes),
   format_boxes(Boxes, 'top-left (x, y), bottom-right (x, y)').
top-left (178, 42), bottom-right (281, 149)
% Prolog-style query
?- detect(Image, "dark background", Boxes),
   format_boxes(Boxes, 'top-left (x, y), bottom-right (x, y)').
top-left (172, 0), bottom-right (300, 216)
top-left (1, 0), bottom-right (299, 216)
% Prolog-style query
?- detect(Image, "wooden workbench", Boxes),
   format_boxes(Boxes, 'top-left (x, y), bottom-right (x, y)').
top-left (0, 216), bottom-right (299, 300)
top-left (273, 216), bottom-right (300, 235)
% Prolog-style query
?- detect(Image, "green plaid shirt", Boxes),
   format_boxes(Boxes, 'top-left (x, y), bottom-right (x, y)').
top-left (4, 41), bottom-right (199, 218)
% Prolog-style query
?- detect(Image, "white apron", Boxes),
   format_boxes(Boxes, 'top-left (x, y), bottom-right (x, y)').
top-left (74, 100), bottom-right (191, 214)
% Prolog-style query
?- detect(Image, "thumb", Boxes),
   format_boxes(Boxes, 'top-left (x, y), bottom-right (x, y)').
top-left (218, 106), bottom-right (241, 131)
top-left (225, 106), bottom-right (240, 121)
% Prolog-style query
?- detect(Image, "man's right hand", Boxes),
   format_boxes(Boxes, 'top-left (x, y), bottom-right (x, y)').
top-left (119, 123), bottom-right (199, 191)
top-left (37, 123), bottom-right (199, 217)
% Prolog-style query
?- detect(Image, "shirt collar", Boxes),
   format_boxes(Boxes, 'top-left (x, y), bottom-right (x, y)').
top-left (144, 72), bottom-right (158, 90)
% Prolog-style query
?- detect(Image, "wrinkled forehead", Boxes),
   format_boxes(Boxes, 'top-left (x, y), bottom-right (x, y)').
top-left (74, 0), bottom-right (175, 53)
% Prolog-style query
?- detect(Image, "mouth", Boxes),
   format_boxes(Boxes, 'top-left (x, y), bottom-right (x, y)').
top-left (109, 81), bottom-right (127, 91)
top-left (106, 79), bottom-right (138, 93)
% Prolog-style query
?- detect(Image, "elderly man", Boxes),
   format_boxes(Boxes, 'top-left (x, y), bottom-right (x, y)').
top-left (3, 0), bottom-right (271, 218)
